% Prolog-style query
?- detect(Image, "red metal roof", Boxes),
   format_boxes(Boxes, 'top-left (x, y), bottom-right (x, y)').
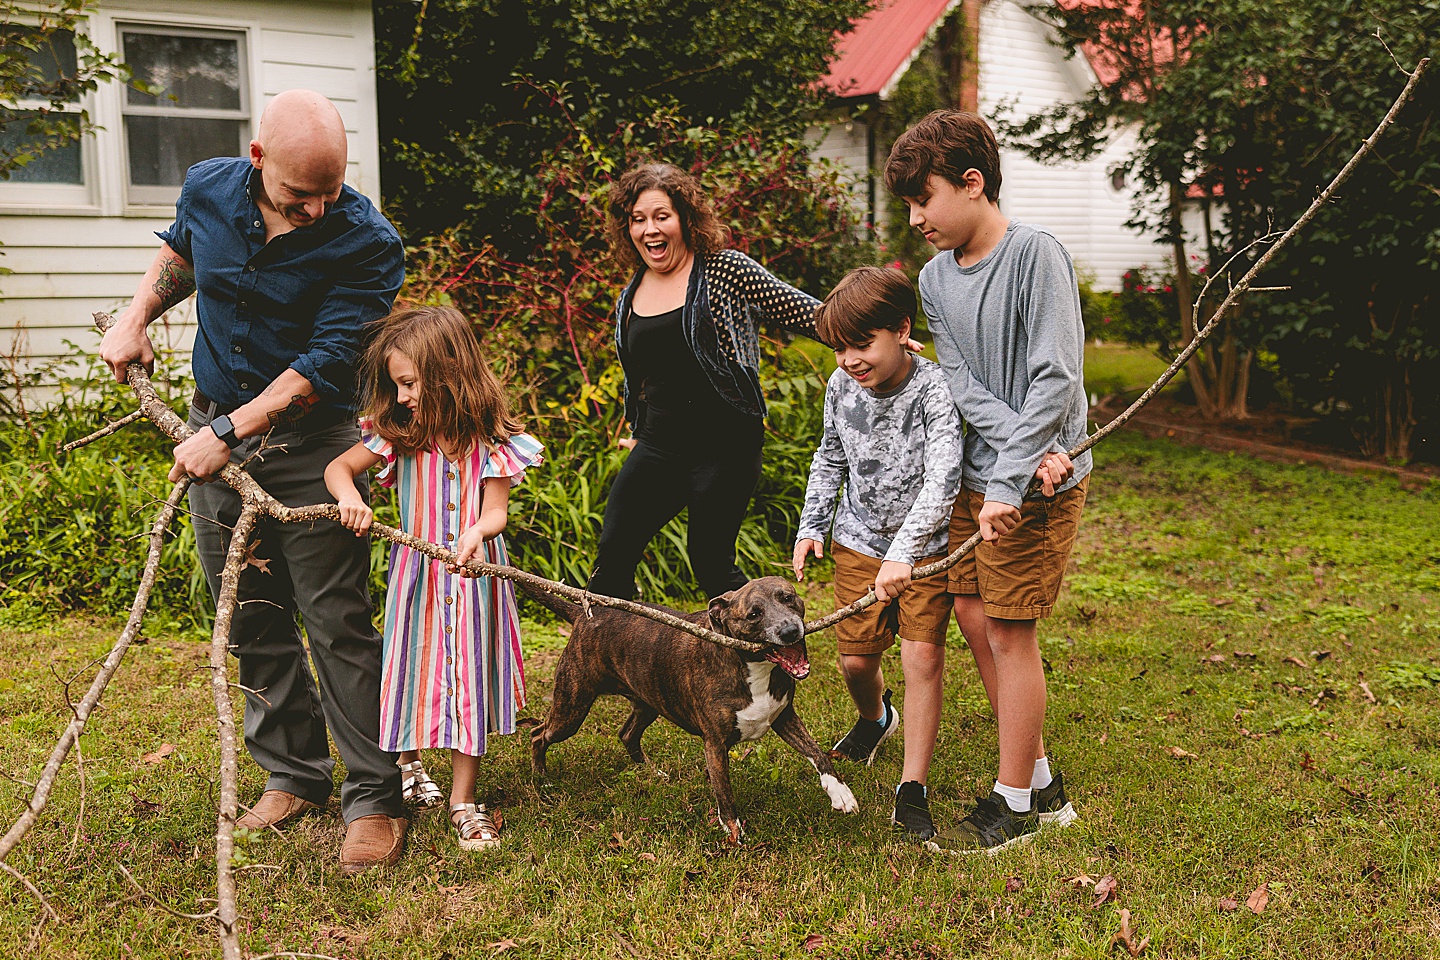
top-left (822, 0), bottom-right (961, 98)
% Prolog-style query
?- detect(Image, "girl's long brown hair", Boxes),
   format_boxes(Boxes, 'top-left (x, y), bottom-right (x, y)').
top-left (359, 305), bottom-right (523, 456)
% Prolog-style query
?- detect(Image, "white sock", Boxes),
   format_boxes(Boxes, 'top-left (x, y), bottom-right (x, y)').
top-left (1031, 756), bottom-right (1053, 790)
top-left (993, 780), bottom-right (1033, 813)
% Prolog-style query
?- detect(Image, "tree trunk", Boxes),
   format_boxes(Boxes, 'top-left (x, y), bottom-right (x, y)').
top-left (1168, 181), bottom-right (1250, 421)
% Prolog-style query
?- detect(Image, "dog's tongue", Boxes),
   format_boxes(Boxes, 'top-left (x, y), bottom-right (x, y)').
top-left (766, 643), bottom-right (810, 680)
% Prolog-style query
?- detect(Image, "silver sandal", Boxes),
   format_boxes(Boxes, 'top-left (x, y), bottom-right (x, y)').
top-left (399, 759), bottom-right (443, 809)
top-left (449, 802), bottom-right (500, 851)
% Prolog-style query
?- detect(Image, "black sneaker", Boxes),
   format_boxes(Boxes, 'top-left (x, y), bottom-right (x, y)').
top-left (1035, 770), bottom-right (1077, 827)
top-left (830, 689), bottom-right (898, 765)
top-left (925, 791), bottom-right (1039, 855)
top-left (891, 781), bottom-right (936, 841)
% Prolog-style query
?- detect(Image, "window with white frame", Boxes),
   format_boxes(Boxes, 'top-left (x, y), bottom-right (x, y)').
top-left (0, 26), bottom-right (92, 205)
top-left (119, 25), bottom-right (249, 206)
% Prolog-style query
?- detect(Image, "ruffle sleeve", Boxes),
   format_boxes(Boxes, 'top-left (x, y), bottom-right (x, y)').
top-left (482, 432), bottom-right (545, 487)
top-left (359, 418), bottom-right (398, 488)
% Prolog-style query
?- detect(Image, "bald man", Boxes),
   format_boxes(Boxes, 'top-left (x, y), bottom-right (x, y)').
top-left (100, 89), bottom-right (408, 875)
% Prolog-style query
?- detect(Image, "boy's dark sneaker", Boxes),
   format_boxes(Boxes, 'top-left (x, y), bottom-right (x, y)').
top-left (1035, 770), bottom-right (1077, 827)
top-left (890, 781), bottom-right (936, 841)
top-left (925, 791), bottom-right (1038, 855)
top-left (830, 689), bottom-right (898, 766)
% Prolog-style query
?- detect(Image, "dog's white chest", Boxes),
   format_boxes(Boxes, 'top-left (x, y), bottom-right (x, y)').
top-left (735, 662), bottom-right (791, 742)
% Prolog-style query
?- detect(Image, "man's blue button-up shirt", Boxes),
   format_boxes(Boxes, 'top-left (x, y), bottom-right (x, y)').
top-left (158, 156), bottom-right (405, 422)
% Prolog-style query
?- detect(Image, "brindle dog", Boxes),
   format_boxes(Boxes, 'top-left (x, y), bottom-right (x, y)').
top-left (524, 577), bottom-right (858, 842)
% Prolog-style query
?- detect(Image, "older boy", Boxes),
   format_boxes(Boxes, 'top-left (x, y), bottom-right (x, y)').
top-left (793, 266), bottom-right (963, 842)
top-left (885, 110), bottom-right (1087, 853)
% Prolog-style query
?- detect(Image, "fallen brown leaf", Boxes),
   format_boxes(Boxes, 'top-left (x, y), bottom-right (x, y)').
top-left (1099, 731), bottom-right (1109, 744)
top-left (1218, 897), bottom-right (1239, 912)
top-left (1063, 873), bottom-right (1097, 889)
top-left (1299, 750), bottom-right (1316, 772)
top-left (637, 852), bottom-right (656, 862)
top-left (1165, 745), bottom-right (1198, 760)
top-left (487, 939), bottom-right (519, 952)
top-left (1079, 606), bottom-right (1098, 621)
top-left (141, 743), bottom-right (176, 764)
top-left (1283, 656), bottom-right (1307, 667)
top-left (1246, 882), bottom-right (1269, 914)
top-left (1111, 908), bottom-right (1150, 957)
top-left (1005, 876), bottom-right (1025, 893)
top-left (1091, 874), bottom-right (1118, 908)
top-left (1358, 680), bottom-right (1376, 703)
top-left (801, 934), bottom-right (825, 952)
top-left (1205, 653), bottom-right (1228, 664)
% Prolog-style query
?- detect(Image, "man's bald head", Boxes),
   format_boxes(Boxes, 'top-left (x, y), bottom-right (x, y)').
top-left (249, 90), bottom-right (348, 227)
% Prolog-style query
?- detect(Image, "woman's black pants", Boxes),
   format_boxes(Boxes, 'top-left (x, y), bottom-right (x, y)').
top-left (587, 418), bottom-right (764, 601)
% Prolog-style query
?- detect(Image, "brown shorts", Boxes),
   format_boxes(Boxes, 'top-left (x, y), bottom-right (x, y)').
top-left (946, 476), bottom-right (1088, 620)
top-left (831, 541), bottom-right (952, 655)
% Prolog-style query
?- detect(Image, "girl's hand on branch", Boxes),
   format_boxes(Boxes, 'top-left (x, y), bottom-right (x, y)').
top-left (617, 436), bottom-right (637, 452)
top-left (450, 525), bottom-right (492, 577)
top-left (336, 498), bottom-right (373, 535)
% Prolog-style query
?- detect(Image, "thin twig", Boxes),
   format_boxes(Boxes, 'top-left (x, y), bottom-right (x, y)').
top-left (0, 478), bottom-right (190, 863)
top-left (210, 505), bottom-right (259, 960)
top-left (60, 410), bottom-right (146, 453)
top-left (117, 864), bottom-right (219, 922)
top-left (0, 861), bottom-right (60, 922)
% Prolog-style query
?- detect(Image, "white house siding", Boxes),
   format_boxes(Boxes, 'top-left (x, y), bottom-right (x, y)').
top-left (805, 118), bottom-right (876, 228)
top-left (0, 0), bottom-right (381, 379)
top-left (978, 0), bottom-right (1179, 290)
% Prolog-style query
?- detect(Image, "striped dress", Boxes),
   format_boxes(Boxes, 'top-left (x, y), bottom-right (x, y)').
top-left (361, 422), bottom-right (544, 756)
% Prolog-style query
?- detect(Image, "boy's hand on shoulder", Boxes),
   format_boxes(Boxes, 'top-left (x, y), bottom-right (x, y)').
top-left (978, 501), bottom-right (1021, 542)
top-left (792, 538), bottom-right (823, 581)
top-left (873, 561), bottom-right (913, 604)
top-left (1034, 450), bottom-right (1074, 497)
top-left (336, 498), bottom-right (373, 536)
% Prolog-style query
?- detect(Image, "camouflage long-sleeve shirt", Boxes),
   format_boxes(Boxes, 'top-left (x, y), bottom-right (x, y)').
top-left (796, 356), bottom-right (963, 565)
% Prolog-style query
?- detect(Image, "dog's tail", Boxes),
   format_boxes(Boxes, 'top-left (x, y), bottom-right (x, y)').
top-left (519, 579), bottom-right (583, 623)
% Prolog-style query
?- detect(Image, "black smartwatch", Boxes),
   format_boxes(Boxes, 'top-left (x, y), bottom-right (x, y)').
top-left (210, 414), bottom-right (242, 449)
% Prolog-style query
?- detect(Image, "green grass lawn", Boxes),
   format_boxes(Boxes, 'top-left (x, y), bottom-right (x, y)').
top-left (1084, 341), bottom-right (1179, 399)
top-left (2, 431), bottom-right (1438, 958)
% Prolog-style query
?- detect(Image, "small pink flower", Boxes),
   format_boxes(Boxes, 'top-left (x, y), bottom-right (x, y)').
top-left (889, 260), bottom-right (904, 270)
top-left (1164, 285), bottom-right (1173, 292)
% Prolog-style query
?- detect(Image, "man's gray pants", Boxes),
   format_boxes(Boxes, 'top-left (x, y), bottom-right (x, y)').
top-left (188, 412), bottom-right (402, 823)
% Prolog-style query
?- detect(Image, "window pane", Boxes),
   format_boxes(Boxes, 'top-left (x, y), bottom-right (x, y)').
top-left (0, 27), bottom-right (80, 100)
top-left (0, 115), bottom-right (83, 184)
top-left (124, 33), bottom-right (241, 111)
top-left (126, 116), bottom-right (244, 186)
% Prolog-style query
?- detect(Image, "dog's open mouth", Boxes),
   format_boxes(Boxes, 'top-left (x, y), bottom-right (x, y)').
top-left (765, 641), bottom-right (810, 680)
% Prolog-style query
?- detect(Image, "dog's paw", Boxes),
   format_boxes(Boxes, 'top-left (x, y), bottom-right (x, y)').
top-left (820, 773), bottom-right (860, 814)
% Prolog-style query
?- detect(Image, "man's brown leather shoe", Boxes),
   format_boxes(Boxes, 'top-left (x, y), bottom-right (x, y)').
top-left (236, 789), bottom-right (320, 830)
top-left (339, 814), bottom-right (408, 876)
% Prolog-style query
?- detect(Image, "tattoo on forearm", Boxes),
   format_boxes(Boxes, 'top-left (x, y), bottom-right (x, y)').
top-left (267, 393), bottom-right (319, 427)
top-left (152, 254), bottom-right (196, 312)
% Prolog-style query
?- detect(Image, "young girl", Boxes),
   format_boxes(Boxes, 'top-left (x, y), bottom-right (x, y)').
top-left (325, 305), bottom-right (543, 851)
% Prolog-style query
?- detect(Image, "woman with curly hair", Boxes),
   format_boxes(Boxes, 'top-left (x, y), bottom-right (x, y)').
top-left (586, 162), bottom-right (824, 601)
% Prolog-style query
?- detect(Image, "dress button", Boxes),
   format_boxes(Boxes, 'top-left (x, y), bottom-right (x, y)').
top-left (445, 596), bottom-right (452, 605)
top-left (447, 472), bottom-right (455, 480)
top-left (445, 532), bottom-right (454, 541)
top-left (445, 625), bottom-right (452, 634)
top-left (446, 656), bottom-right (453, 665)
top-left (446, 687), bottom-right (452, 696)
top-left (447, 502), bottom-right (455, 511)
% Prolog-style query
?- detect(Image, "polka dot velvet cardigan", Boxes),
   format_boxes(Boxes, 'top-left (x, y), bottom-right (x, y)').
top-left (613, 249), bottom-right (821, 425)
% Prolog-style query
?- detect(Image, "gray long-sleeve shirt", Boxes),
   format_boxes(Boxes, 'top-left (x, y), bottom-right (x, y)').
top-left (919, 221), bottom-right (1093, 507)
top-left (796, 356), bottom-right (963, 565)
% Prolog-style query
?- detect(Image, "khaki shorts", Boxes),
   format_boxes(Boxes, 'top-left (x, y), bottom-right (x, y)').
top-left (946, 477), bottom-right (1088, 620)
top-left (832, 541), bottom-right (952, 655)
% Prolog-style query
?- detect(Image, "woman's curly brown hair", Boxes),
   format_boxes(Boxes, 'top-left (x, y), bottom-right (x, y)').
top-left (606, 163), bottom-right (728, 270)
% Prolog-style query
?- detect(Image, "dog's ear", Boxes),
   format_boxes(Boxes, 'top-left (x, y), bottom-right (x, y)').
top-left (706, 592), bottom-right (734, 623)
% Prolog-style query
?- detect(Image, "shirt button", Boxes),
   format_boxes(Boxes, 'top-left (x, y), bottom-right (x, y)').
top-left (253, 220), bottom-right (260, 227)
top-left (232, 345), bottom-right (242, 354)
top-left (239, 381), bottom-right (249, 390)
top-left (246, 264), bottom-right (255, 272)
